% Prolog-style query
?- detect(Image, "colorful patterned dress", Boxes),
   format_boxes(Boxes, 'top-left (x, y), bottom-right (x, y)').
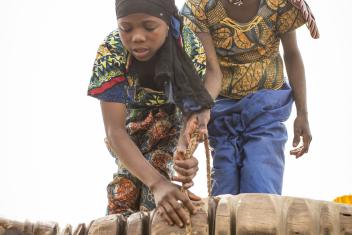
top-left (87, 26), bottom-right (206, 216)
top-left (181, 0), bottom-right (318, 195)
top-left (182, 0), bottom-right (318, 99)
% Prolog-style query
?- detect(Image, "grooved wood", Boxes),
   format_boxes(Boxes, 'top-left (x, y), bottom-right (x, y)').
top-left (1, 194), bottom-right (352, 235)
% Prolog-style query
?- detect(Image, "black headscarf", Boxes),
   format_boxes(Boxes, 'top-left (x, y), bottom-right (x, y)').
top-left (115, 0), bottom-right (213, 117)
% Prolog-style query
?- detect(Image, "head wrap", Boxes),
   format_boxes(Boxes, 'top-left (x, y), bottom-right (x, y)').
top-left (115, 0), bottom-right (213, 116)
top-left (116, 0), bottom-right (175, 24)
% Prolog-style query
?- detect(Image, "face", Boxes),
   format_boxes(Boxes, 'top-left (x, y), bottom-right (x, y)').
top-left (117, 13), bottom-right (169, 61)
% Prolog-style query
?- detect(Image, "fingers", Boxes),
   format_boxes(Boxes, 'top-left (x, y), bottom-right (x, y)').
top-left (172, 175), bottom-right (195, 185)
top-left (197, 111), bottom-right (210, 139)
top-left (187, 190), bottom-right (201, 201)
top-left (173, 158), bottom-right (198, 184)
top-left (179, 194), bottom-right (197, 215)
top-left (182, 182), bottom-right (194, 189)
top-left (290, 146), bottom-right (304, 158)
top-left (197, 118), bottom-right (208, 137)
top-left (174, 148), bottom-right (186, 161)
top-left (184, 116), bottom-right (198, 143)
top-left (292, 131), bottom-right (301, 148)
top-left (295, 133), bottom-right (312, 158)
top-left (290, 129), bottom-right (312, 158)
top-left (170, 200), bottom-right (191, 226)
top-left (174, 158), bottom-right (198, 169)
top-left (302, 132), bottom-right (312, 153)
top-left (157, 206), bottom-right (173, 226)
top-left (160, 191), bottom-right (193, 227)
top-left (161, 202), bottom-right (186, 228)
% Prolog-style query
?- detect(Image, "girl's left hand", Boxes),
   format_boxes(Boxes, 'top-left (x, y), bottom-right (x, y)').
top-left (172, 146), bottom-right (199, 189)
top-left (290, 114), bottom-right (312, 158)
top-left (172, 109), bottom-right (210, 189)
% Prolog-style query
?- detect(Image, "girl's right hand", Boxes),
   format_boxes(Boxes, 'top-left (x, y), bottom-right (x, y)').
top-left (151, 179), bottom-right (198, 227)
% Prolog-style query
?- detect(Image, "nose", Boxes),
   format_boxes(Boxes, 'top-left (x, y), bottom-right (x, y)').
top-left (131, 29), bottom-right (146, 43)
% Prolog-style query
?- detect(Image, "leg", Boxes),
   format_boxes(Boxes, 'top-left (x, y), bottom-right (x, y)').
top-left (240, 121), bottom-right (287, 194)
top-left (106, 173), bottom-right (142, 217)
top-left (209, 135), bottom-right (240, 196)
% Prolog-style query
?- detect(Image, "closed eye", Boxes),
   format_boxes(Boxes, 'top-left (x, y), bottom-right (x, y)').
top-left (143, 21), bottom-right (158, 32)
top-left (118, 26), bottom-right (132, 33)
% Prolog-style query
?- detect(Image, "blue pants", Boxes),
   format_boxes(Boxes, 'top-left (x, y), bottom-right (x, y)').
top-left (208, 85), bottom-right (293, 195)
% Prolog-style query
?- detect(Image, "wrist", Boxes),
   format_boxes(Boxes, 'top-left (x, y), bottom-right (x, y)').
top-left (296, 110), bottom-right (308, 118)
top-left (148, 175), bottom-right (167, 193)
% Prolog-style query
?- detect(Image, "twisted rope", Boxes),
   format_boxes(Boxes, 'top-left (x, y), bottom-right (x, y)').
top-left (181, 131), bottom-right (212, 234)
top-left (289, 0), bottom-right (320, 39)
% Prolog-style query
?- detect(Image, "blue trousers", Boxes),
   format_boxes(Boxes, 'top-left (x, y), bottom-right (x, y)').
top-left (208, 85), bottom-right (293, 195)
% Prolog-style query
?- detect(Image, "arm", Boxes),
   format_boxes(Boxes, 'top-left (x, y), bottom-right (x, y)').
top-left (101, 101), bottom-right (164, 188)
top-left (174, 32), bottom-right (223, 183)
top-left (281, 30), bottom-right (312, 158)
top-left (198, 32), bottom-right (223, 100)
top-left (183, 32), bottom-right (222, 138)
top-left (100, 101), bottom-right (196, 227)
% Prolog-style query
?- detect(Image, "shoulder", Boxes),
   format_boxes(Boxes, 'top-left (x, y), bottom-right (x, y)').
top-left (181, 25), bottom-right (206, 78)
top-left (182, 0), bottom-right (218, 13)
top-left (264, 0), bottom-right (292, 10)
top-left (95, 30), bottom-right (128, 63)
top-left (88, 30), bottom-right (129, 99)
top-left (181, 25), bottom-right (205, 58)
top-left (92, 30), bottom-right (129, 82)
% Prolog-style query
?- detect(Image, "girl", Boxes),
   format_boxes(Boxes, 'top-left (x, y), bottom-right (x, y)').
top-left (181, 0), bottom-right (319, 195)
top-left (87, 0), bottom-right (215, 227)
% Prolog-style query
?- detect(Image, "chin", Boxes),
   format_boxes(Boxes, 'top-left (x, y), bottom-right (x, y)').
top-left (133, 52), bottom-right (156, 62)
top-left (134, 56), bottom-right (152, 62)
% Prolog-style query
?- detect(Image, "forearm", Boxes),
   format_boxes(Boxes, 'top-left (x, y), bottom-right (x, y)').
top-left (196, 32), bottom-right (223, 100)
top-left (107, 130), bottom-right (165, 189)
top-left (284, 51), bottom-right (308, 116)
top-left (203, 69), bottom-right (222, 100)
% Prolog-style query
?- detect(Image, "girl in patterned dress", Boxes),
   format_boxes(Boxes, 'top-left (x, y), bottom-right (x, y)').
top-left (87, 0), bottom-right (217, 227)
top-left (181, 0), bottom-right (319, 195)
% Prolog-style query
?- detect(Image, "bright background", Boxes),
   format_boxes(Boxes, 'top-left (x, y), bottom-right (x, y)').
top-left (1, 0), bottom-right (351, 228)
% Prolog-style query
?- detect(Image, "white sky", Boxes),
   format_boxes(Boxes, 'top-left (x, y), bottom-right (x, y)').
top-left (1, 0), bottom-right (351, 228)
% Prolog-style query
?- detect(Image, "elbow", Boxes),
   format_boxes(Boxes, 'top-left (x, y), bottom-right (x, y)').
top-left (104, 127), bottom-right (128, 157)
top-left (105, 127), bottom-right (127, 145)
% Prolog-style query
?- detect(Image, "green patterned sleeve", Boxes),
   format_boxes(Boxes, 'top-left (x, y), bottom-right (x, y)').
top-left (87, 30), bottom-right (128, 102)
top-left (181, 0), bottom-right (210, 33)
top-left (182, 26), bottom-right (207, 80)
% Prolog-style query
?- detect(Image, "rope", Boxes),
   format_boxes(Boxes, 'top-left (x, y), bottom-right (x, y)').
top-left (204, 137), bottom-right (212, 198)
top-left (181, 131), bottom-right (199, 235)
top-left (181, 130), bottom-right (212, 234)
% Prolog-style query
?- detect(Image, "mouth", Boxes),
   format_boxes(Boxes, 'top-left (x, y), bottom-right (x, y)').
top-left (132, 48), bottom-right (150, 60)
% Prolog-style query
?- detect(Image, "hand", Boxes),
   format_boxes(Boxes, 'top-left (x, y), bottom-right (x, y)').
top-left (290, 114), bottom-right (312, 158)
top-left (184, 109), bottom-right (211, 143)
top-left (172, 147), bottom-right (199, 189)
top-left (151, 179), bottom-right (199, 227)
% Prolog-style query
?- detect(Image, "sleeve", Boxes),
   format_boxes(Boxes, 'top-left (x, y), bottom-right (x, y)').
top-left (277, 0), bottom-right (319, 38)
top-left (182, 26), bottom-right (207, 80)
top-left (181, 0), bottom-right (210, 33)
top-left (87, 30), bottom-right (128, 103)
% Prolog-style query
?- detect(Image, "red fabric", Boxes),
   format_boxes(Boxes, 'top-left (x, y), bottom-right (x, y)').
top-left (88, 76), bottom-right (126, 95)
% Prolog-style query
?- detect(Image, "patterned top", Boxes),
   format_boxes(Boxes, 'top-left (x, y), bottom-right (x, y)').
top-left (87, 26), bottom-right (206, 154)
top-left (88, 25), bottom-right (206, 104)
top-left (181, 0), bottom-right (317, 99)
